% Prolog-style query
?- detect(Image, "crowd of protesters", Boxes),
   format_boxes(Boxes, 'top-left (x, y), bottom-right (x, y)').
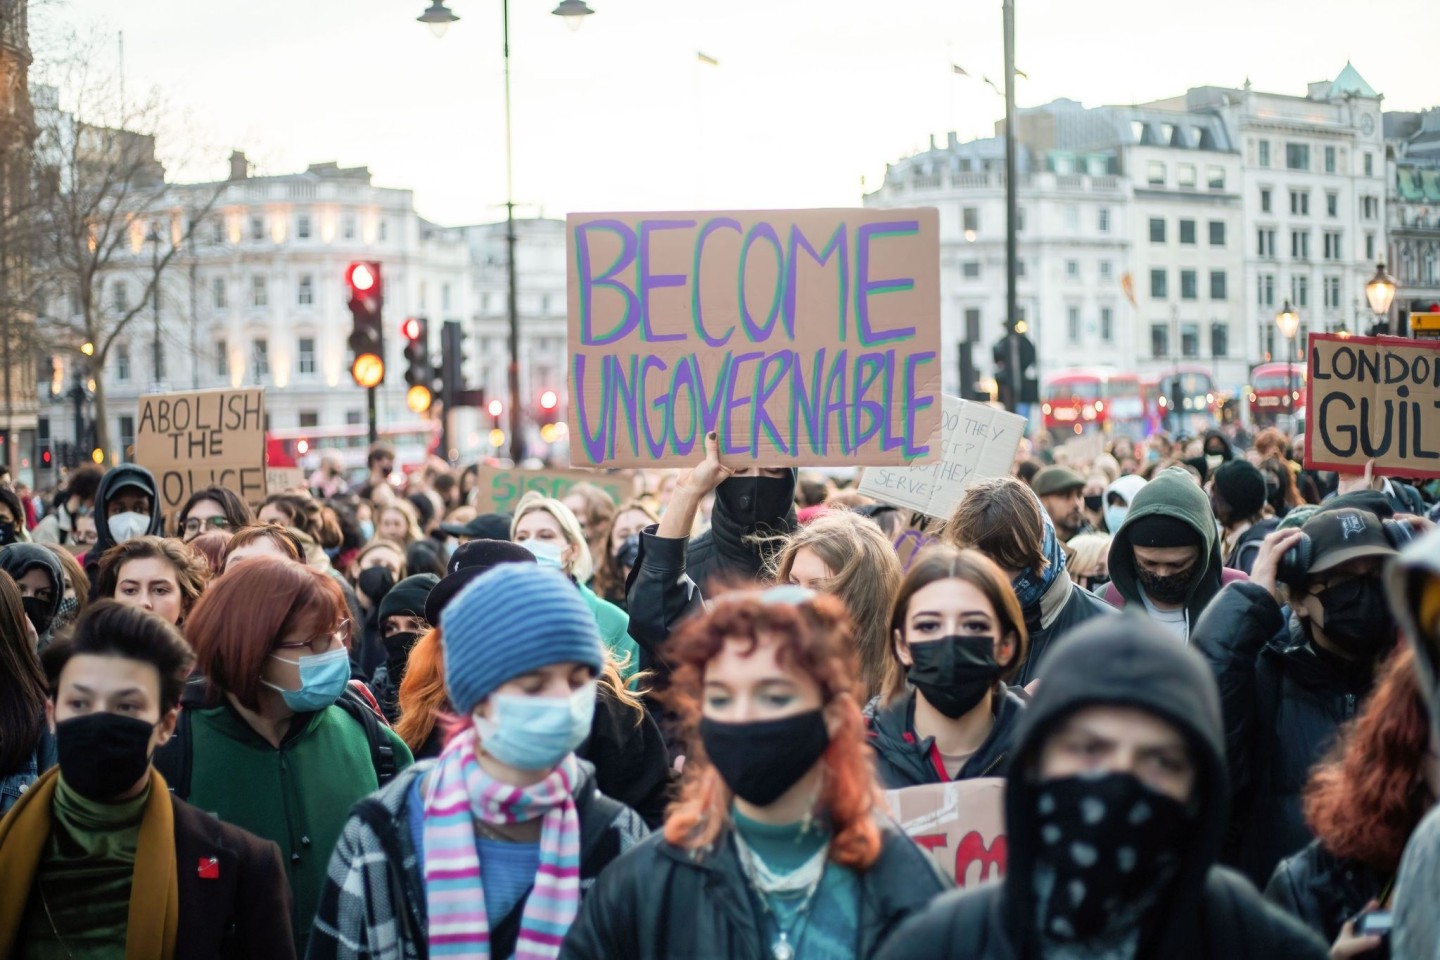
top-left (2, 420), bottom-right (1440, 958)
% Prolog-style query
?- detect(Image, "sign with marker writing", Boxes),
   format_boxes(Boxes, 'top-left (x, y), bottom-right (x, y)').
top-left (858, 396), bottom-right (1025, 518)
top-left (135, 388), bottom-right (267, 522)
top-left (566, 208), bottom-right (943, 468)
top-left (471, 466), bottom-right (628, 515)
top-left (885, 778), bottom-right (1007, 887)
top-left (1306, 333), bottom-right (1440, 479)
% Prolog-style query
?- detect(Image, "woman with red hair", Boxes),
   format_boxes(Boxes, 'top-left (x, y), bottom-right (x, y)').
top-left (562, 586), bottom-right (948, 959)
top-left (1265, 647), bottom-right (1437, 957)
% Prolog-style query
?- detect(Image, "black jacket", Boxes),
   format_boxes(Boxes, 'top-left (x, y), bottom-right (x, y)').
top-left (559, 817), bottom-right (949, 960)
top-left (1264, 840), bottom-right (1385, 951)
top-left (1192, 581), bottom-right (1377, 886)
top-left (1019, 576), bottom-right (1115, 685)
top-left (86, 463), bottom-right (166, 586)
top-left (875, 614), bottom-right (1328, 960)
top-left (867, 686), bottom-right (1024, 789)
top-left (1225, 518), bottom-right (1280, 575)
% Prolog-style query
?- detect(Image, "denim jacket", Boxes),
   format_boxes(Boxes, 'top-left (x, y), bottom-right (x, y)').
top-left (0, 724), bottom-right (57, 814)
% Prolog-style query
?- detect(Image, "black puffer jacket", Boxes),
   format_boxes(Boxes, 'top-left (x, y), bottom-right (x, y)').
top-left (1264, 841), bottom-right (1385, 951)
top-left (867, 686), bottom-right (1024, 789)
top-left (1192, 581), bottom-right (1378, 886)
top-left (560, 816), bottom-right (948, 959)
top-left (875, 615), bottom-right (1328, 960)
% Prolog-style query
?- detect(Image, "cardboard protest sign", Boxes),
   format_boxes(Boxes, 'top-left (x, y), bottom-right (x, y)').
top-left (135, 388), bottom-right (266, 522)
top-left (858, 397), bottom-right (1024, 518)
top-left (471, 466), bottom-right (628, 515)
top-left (566, 208), bottom-right (943, 469)
top-left (1055, 432), bottom-right (1105, 467)
top-left (1306, 333), bottom-right (1440, 479)
top-left (885, 778), bottom-right (1006, 887)
top-left (891, 521), bottom-right (942, 572)
top-left (266, 467), bottom-right (306, 494)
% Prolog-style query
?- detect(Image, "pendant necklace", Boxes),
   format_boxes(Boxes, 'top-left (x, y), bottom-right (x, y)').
top-left (735, 832), bottom-right (828, 960)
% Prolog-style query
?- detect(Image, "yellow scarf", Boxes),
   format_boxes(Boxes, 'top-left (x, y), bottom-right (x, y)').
top-left (0, 766), bottom-right (179, 960)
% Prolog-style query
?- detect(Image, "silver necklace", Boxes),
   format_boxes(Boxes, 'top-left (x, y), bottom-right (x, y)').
top-left (734, 833), bottom-right (828, 960)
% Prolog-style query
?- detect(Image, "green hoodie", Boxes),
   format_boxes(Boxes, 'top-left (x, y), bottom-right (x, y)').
top-left (1106, 467), bottom-right (1227, 630)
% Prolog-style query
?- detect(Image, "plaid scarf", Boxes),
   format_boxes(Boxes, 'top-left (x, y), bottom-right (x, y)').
top-left (421, 728), bottom-right (582, 960)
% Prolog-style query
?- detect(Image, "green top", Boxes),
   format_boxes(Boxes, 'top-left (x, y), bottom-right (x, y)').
top-left (579, 583), bottom-right (641, 682)
top-left (18, 776), bottom-right (150, 960)
top-left (186, 701), bottom-right (413, 955)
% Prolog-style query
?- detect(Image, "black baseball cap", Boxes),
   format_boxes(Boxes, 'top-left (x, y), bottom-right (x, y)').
top-left (439, 512), bottom-right (513, 541)
top-left (1303, 508), bottom-right (1399, 575)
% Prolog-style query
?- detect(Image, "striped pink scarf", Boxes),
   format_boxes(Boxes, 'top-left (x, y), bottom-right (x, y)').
top-left (421, 727), bottom-right (582, 960)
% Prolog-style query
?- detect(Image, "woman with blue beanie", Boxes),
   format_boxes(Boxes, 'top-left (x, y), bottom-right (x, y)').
top-left (309, 563), bottom-right (650, 960)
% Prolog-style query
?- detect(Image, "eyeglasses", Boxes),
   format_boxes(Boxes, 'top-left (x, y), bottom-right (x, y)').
top-left (274, 619), bottom-right (352, 654)
top-left (183, 516), bottom-right (233, 535)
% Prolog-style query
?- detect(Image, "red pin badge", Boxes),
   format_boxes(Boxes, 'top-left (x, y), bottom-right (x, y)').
top-left (198, 857), bottom-right (219, 880)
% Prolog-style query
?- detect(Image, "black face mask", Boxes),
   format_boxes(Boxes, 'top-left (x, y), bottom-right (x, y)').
top-left (1032, 772), bottom-right (1187, 944)
top-left (907, 635), bottom-right (1002, 719)
top-left (1137, 562), bottom-right (1195, 605)
top-left (22, 596), bottom-right (55, 636)
top-left (613, 534), bottom-right (641, 572)
top-left (0, 520), bottom-right (15, 546)
top-left (1083, 495), bottom-right (1103, 513)
top-left (714, 475), bottom-right (794, 529)
top-left (700, 709), bottom-right (829, 806)
top-left (357, 566), bottom-right (395, 607)
top-left (382, 630), bottom-right (420, 677)
top-left (1318, 577), bottom-right (1396, 659)
top-left (55, 712), bottom-right (157, 801)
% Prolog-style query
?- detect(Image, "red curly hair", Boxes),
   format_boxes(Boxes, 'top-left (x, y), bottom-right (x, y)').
top-left (395, 628), bottom-right (451, 753)
top-left (1304, 647), bottom-right (1432, 875)
top-left (662, 590), bottom-right (883, 871)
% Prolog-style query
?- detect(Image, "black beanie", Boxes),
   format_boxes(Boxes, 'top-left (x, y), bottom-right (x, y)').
top-left (1127, 514), bottom-right (1201, 549)
top-left (378, 573), bottom-right (440, 624)
top-left (1212, 460), bottom-right (1266, 520)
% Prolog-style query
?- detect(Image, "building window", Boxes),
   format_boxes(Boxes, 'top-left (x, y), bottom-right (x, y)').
top-left (250, 216), bottom-right (264, 241)
top-left (1286, 143), bottom-right (1310, 170)
top-left (1207, 166), bottom-right (1225, 190)
top-left (1258, 140), bottom-right (1270, 167)
top-left (1324, 146), bottom-right (1336, 173)
top-left (1150, 218), bottom-right (1166, 243)
top-left (251, 276), bottom-right (268, 307)
top-left (1327, 192), bottom-right (1339, 217)
top-left (1179, 220), bottom-right (1196, 245)
top-left (116, 345), bottom-right (130, 382)
top-left (1209, 221), bottom-right (1226, 246)
top-left (1150, 269), bottom-right (1168, 299)
top-left (119, 417), bottom-right (134, 462)
top-left (1258, 274), bottom-right (1275, 307)
top-left (1177, 163), bottom-right (1197, 188)
top-left (961, 261), bottom-right (981, 280)
top-left (1211, 323), bottom-right (1229, 358)
top-left (293, 411), bottom-right (319, 431)
top-left (1324, 276), bottom-right (1341, 308)
top-left (1063, 206), bottom-right (1079, 232)
top-left (1258, 229), bottom-right (1276, 258)
top-left (1147, 161), bottom-right (1165, 185)
top-left (1291, 230), bottom-right (1311, 259)
top-left (215, 340), bottom-right (228, 379)
top-left (1362, 196), bottom-right (1380, 219)
top-left (1097, 208), bottom-right (1111, 233)
top-left (346, 410), bottom-right (363, 426)
top-left (343, 215), bottom-right (356, 240)
top-left (212, 277), bottom-right (227, 310)
top-left (1065, 259), bottom-right (1079, 279)
top-left (964, 308), bottom-right (981, 341)
top-left (298, 337), bottom-right (316, 376)
top-left (1099, 260), bottom-right (1113, 281)
top-left (1180, 270), bottom-right (1198, 300)
top-left (1151, 323), bottom-right (1169, 358)
top-left (1260, 188), bottom-right (1272, 213)
top-left (1290, 190), bottom-right (1310, 216)
top-left (251, 338), bottom-right (269, 382)
top-left (297, 274), bottom-right (314, 306)
top-left (962, 207), bottom-right (979, 233)
top-left (112, 280), bottom-right (129, 312)
top-left (1323, 231), bottom-right (1342, 261)
top-left (1364, 152), bottom-right (1373, 176)
top-left (1100, 307), bottom-right (1113, 342)
top-left (1016, 260), bottom-right (1026, 278)
top-left (297, 215), bottom-right (311, 240)
top-left (1210, 270), bottom-right (1227, 300)
top-left (1181, 323), bottom-right (1200, 358)
top-left (1366, 233), bottom-right (1376, 260)
top-left (1016, 208), bottom-right (1026, 232)
top-left (1291, 275), bottom-right (1309, 308)
top-left (1067, 306), bottom-right (1081, 343)
top-left (379, 219), bottom-right (389, 242)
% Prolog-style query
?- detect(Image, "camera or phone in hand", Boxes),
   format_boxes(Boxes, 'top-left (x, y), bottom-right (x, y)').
top-left (1355, 910), bottom-right (1392, 938)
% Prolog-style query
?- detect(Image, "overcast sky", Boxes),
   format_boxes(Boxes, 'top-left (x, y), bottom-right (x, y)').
top-left (41, 0), bottom-right (1440, 225)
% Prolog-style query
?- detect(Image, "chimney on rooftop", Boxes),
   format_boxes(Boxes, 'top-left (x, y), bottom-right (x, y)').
top-left (228, 150), bottom-right (250, 181)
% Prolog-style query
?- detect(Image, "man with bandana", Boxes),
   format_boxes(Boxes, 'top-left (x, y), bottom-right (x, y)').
top-left (1102, 466), bottom-right (1247, 641)
top-left (876, 616), bottom-right (1326, 960)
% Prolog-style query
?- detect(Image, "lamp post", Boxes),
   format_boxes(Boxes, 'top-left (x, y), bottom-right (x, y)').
top-left (1365, 262), bottom-right (1397, 335)
top-left (420, 0), bottom-right (593, 463)
top-left (1275, 299), bottom-right (1299, 420)
top-left (145, 225), bottom-right (163, 390)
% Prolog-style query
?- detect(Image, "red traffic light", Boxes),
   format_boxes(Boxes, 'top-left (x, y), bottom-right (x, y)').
top-left (400, 317), bottom-right (421, 341)
top-left (487, 399), bottom-right (504, 418)
top-left (346, 262), bottom-right (378, 293)
top-left (539, 389), bottom-right (559, 411)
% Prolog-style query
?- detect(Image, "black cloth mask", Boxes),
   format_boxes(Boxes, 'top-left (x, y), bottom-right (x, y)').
top-left (1319, 577), bottom-right (1396, 659)
top-left (1137, 563), bottom-right (1194, 605)
top-left (357, 567), bottom-right (396, 607)
top-left (0, 521), bottom-right (15, 546)
top-left (382, 631), bottom-right (420, 678)
top-left (1083, 495), bottom-right (1103, 513)
top-left (714, 475), bottom-right (794, 529)
top-left (55, 713), bottom-right (157, 801)
top-left (700, 709), bottom-right (830, 806)
top-left (906, 634), bottom-right (1002, 719)
top-left (22, 595), bottom-right (55, 636)
top-left (1032, 772), bottom-right (1187, 945)
top-left (613, 534), bottom-right (641, 572)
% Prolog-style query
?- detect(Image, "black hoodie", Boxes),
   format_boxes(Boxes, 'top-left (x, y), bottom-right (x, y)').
top-left (0, 543), bottom-right (65, 636)
top-left (875, 615), bottom-right (1326, 960)
top-left (86, 464), bottom-right (166, 586)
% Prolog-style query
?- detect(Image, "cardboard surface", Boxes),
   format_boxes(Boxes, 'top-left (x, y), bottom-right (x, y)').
top-left (884, 778), bottom-right (1007, 887)
top-left (566, 208), bottom-right (943, 468)
top-left (1054, 432), bottom-right (1105, 467)
top-left (266, 467), bottom-right (307, 495)
top-left (1306, 333), bottom-right (1440, 478)
top-left (471, 466), bottom-right (628, 515)
top-left (135, 388), bottom-right (267, 522)
top-left (858, 397), bottom-right (1025, 518)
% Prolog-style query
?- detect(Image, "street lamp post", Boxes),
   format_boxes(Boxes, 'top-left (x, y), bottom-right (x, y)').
top-left (145, 225), bottom-right (163, 390)
top-left (420, 0), bottom-right (593, 463)
top-left (1276, 299), bottom-right (1299, 420)
top-left (1365, 262), bottom-right (1397, 335)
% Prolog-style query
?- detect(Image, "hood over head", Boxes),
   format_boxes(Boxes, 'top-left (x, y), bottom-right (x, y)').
top-left (0, 542), bottom-right (65, 630)
top-left (707, 469), bottom-right (798, 578)
top-left (1002, 613), bottom-right (1227, 955)
top-left (1107, 467), bottom-right (1222, 621)
top-left (1387, 527), bottom-right (1440, 742)
top-left (91, 465), bottom-right (165, 557)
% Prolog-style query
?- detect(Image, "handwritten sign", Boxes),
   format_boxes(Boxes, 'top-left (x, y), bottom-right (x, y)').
top-left (892, 523), bottom-right (941, 572)
top-left (1306, 333), bottom-right (1440, 478)
top-left (471, 466), bottom-right (627, 515)
top-left (884, 778), bottom-right (1007, 887)
top-left (266, 467), bottom-right (306, 495)
top-left (566, 209), bottom-right (943, 468)
top-left (858, 397), bottom-right (1025, 518)
top-left (135, 388), bottom-right (266, 521)
top-left (1054, 432), bottom-right (1104, 468)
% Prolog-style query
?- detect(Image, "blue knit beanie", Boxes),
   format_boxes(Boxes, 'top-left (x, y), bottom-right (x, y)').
top-left (440, 563), bottom-right (604, 714)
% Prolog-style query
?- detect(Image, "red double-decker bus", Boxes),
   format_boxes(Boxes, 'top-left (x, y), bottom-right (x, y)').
top-left (1247, 362), bottom-right (1306, 427)
top-left (1042, 368), bottom-right (1145, 438)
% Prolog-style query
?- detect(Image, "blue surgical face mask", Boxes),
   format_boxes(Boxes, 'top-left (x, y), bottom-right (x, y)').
top-left (1104, 505), bottom-right (1128, 534)
top-left (521, 538), bottom-right (566, 571)
top-left (474, 681), bottom-right (596, 770)
top-left (359, 520), bottom-right (375, 542)
top-left (262, 646), bottom-right (351, 712)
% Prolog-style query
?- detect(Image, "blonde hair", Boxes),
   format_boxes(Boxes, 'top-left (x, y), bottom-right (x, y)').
top-left (1066, 532), bottom-right (1111, 578)
top-left (511, 492), bottom-right (594, 583)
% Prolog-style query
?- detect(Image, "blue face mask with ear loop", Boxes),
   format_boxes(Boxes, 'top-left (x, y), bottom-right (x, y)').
top-left (521, 538), bottom-right (566, 571)
top-left (261, 647), bottom-right (351, 712)
top-left (474, 681), bottom-right (597, 770)
top-left (1104, 504), bottom-right (1128, 534)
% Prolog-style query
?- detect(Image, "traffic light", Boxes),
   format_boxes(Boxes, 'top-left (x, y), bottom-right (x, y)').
top-left (487, 398), bottom-right (503, 427)
top-left (346, 262), bottom-right (384, 388)
top-left (401, 316), bottom-right (433, 413)
top-left (538, 389), bottom-right (560, 424)
top-left (439, 319), bottom-right (468, 410)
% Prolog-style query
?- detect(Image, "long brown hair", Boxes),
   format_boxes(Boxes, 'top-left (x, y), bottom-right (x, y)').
top-left (0, 570), bottom-right (46, 772)
top-left (95, 536), bottom-right (211, 620)
top-left (592, 499), bottom-right (659, 601)
top-left (662, 590), bottom-right (883, 871)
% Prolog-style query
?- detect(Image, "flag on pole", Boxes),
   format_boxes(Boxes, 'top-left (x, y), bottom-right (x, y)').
top-left (697, 51), bottom-right (719, 66)
top-left (1120, 272), bottom-right (1137, 309)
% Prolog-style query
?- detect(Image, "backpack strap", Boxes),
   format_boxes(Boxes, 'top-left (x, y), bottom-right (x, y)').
top-left (335, 688), bottom-right (398, 787)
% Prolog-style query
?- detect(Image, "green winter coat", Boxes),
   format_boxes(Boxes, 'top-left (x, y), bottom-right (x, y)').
top-left (579, 582), bottom-right (641, 682)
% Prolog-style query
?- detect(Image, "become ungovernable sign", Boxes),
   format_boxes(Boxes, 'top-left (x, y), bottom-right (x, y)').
top-left (565, 208), bottom-right (943, 468)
